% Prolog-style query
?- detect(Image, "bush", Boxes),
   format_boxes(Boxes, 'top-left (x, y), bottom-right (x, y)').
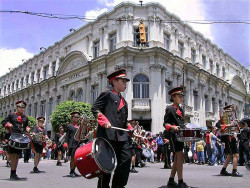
top-left (50, 101), bottom-right (96, 133)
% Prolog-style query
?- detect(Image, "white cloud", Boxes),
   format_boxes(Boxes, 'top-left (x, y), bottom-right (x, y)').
top-left (0, 48), bottom-right (33, 77)
top-left (85, 7), bottom-right (109, 20)
top-left (97, 0), bottom-right (213, 40)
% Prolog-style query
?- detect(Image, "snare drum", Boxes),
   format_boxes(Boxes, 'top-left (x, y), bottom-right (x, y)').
top-left (176, 128), bottom-right (204, 142)
top-left (75, 137), bottom-right (117, 179)
top-left (8, 133), bottom-right (30, 150)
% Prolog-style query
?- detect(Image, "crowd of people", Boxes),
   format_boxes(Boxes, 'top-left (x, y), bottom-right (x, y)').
top-left (0, 68), bottom-right (249, 188)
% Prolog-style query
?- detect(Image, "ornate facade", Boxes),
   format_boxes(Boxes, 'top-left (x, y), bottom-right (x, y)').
top-left (0, 2), bottom-right (249, 136)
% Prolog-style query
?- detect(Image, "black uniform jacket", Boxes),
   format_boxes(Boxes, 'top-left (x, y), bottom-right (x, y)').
top-left (33, 126), bottom-right (46, 145)
top-left (65, 124), bottom-right (79, 149)
top-left (1, 112), bottom-right (29, 133)
top-left (91, 90), bottom-right (129, 141)
top-left (163, 105), bottom-right (185, 138)
top-left (55, 132), bottom-right (63, 146)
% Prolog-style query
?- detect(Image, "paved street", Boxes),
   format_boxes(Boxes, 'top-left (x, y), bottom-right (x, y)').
top-left (0, 159), bottom-right (249, 188)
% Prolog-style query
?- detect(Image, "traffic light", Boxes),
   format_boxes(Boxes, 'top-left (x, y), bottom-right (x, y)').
top-left (139, 23), bottom-right (146, 44)
top-left (135, 27), bottom-right (140, 45)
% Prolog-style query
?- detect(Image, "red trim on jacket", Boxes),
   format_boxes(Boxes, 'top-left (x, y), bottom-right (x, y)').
top-left (97, 113), bottom-right (110, 127)
top-left (222, 124), bottom-right (226, 130)
top-left (5, 122), bottom-right (12, 129)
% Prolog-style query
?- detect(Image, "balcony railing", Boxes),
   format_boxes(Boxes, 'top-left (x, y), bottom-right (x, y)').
top-left (132, 98), bottom-right (151, 111)
top-left (184, 105), bottom-right (193, 117)
top-left (205, 112), bottom-right (215, 122)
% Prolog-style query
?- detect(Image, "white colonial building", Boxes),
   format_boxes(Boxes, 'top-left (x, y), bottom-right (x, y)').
top-left (0, 2), bottom-right (249, 137)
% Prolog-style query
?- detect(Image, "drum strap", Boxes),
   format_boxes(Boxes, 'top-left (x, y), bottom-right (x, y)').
top-left (26, 133), bottom-right (36, 154)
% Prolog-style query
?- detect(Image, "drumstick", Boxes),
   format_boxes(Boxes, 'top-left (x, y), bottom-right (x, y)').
top-left (110, 126), bottom-right (129, 132)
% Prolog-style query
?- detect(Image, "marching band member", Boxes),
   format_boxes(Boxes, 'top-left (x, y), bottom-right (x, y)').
top-left (32, 117), bottom-right (47, 173)
top-left (55, 125), bottom-right (64, 166)
top-left (163, 87), bottom-right (190, 188)
top-left (3, 130), bottom-right (11, 167)
top-left (127, 120), bottom-right (138, 173)
top-left (92, 69), bottom-right (131, 188)
top-left (1, 100), bottom-right (30, 180)
top-left (216, 105), bottom-right (243, 177)
top-left (163, 129), bottom-right (171, 169)
top-left (238, 119), bottom-right (250, 166)
top-left (65, 112), bottom-right (81, 177)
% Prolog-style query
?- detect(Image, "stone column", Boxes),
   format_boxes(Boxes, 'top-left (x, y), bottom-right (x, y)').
top-left (102, 72), bottom-right (107, 91)
top-left (48, 62), bottom-right (52, 78)
top-left (199, 84), bottom-right (206, 126)
top-left (82, 78), bottom-right (87, 103)
top-left (55, 58), bottom-right (60, 74)
top-left (98, 73), bottom-right (102, 95)
top-left (40, 66), bottom-right (44, 82)
top-left (123, 66), bottom-right (133, 120)
top-left (86, 77), bottom-right (91, 104)
top-left (150, 64), bottom-right (163, 133)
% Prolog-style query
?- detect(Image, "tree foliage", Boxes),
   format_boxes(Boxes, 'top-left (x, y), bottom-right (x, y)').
top-left (27, 115), bottom-right (37, 129)
top-left (50, 101), bottom-right (96, 133)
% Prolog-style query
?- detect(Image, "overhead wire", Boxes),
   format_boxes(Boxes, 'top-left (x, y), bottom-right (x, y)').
top-left (1, 10), bottom-right (250, 24)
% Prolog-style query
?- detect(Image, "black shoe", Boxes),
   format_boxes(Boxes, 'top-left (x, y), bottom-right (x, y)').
top-left (167, 180), bottom-right (178, 188)
top-left (73, 172), bottom-right (81, 177)
top-left (139, 162), bottom-right (145, 168)
top-left (130, 168), bottom-right (138, 173)
top-left (69, 172), bottom-right (74, 177)
top-left (10, 174), bottom-right (21, 181)
top-left (164, 165), bottom-right (172, 169)
top-left (56, 162), bottom-right (62, 166)
top-left (6, 161), bottom-right (10, 167)
top-left (33, 167), bottom-right (40, 173)
top-left (231, 171), bottom-right (243, 177)
top-left (177, 182), bottom-right (189, 188)
top-left (220, 170), bottom-right (231, 176)
top-left (24, 161), bottom-right (29, 163)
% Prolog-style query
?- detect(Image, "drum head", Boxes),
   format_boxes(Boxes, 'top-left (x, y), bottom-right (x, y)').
top-left (93, 138), bottom-right (117, 173)
top-left (10, 133), bottom-right (30, 143)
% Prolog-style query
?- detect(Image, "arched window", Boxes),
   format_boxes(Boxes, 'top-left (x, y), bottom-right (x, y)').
top-left (76, 88), bottom-right (83, 102)
top-left (69, 90), bottom-right (75, 101)
top-left (133, 74), bottom-right (149, 98)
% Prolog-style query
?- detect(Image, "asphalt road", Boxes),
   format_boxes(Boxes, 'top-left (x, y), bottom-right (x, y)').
top-left (0, 159), bottom-right (249, 188)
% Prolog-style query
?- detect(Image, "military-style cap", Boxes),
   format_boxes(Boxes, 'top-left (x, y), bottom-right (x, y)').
top-left (16, 100), bottom-right (27, 107)
top-left (37, 117), bottom-right (45, 121)
top-left (107, 69), bottom-right (130, 83)
top-left (169, 87), bottom-right (184, 102)
top-left (168, 87), bottom-right (184, 96)
top-left (223, 105), bottom-right (234, 111)
top-left (71, 112), bottom-right (80, 117)
top-left (58, 125), bottom-right (63, 130)
top-left (128, 120), bottom-right (136, 123)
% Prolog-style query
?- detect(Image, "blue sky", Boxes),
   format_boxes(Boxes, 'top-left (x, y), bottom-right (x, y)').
top-left (0, 0), bottom-right (249, 76)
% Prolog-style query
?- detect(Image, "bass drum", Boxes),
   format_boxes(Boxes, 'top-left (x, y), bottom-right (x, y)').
top-left (8, 133), bottom-right (30, 150)
top-left (75, 137), bottom-right (117, 179)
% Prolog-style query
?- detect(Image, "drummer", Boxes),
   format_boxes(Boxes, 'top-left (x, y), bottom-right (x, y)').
top-left (163, 87), bottom-right (190, 188)
top-left (1, 100), bottom-right (30, 180)
top-left (32, 117), bottom-right (47, 173)
top-left (92, 69), bottom-right (131, 188)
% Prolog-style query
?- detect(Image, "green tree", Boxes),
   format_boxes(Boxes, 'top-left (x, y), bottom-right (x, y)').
top-left (50, 101), bottom-right (96, 133)
top-left (27, 116), bottom-right (37, 129)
